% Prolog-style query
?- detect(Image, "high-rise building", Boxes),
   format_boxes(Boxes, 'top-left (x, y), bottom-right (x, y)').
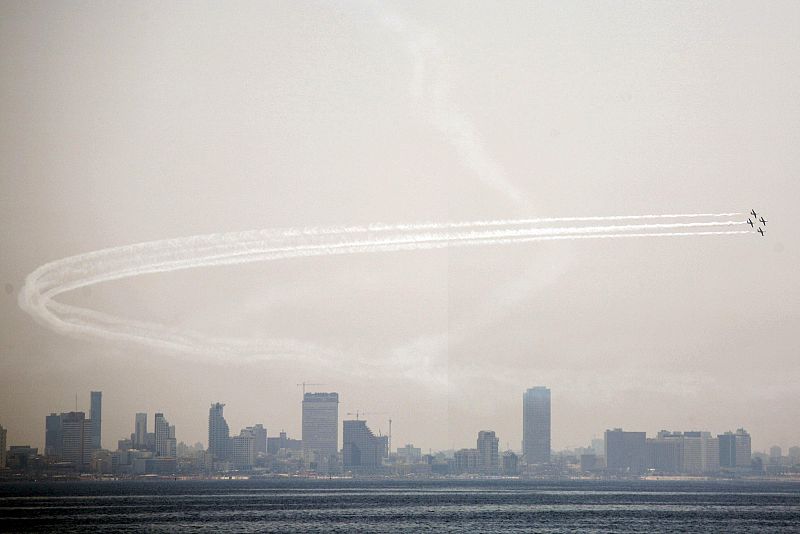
top-left (168, 425), bottom-right (177, 458)
top-left (245, 424), bottom-right (267, 457)
top-left (208, 403), bottom-right (230, 461)
top-left (134, 413), bottom-right (147, 449)
top-left (502, 450), bottom-right (519, 475)
top-left (453, 448), bottom-right (479, 474)
top-left (61, 412), bottom-right (92, 470)
top-left (302, 392), bottom-right (339, 469)
top-left (681, 431), bottom-right (719, 473)
top-left (788, 446), bottom-right (800, 466)
top-left (605, 428), bottom-right (646, 474)
top-left (90, 391), bottom-right (102, 450)
top-left (154, 413), bottom-right (173, 457)
top-left (646, 431), bottom-right (684, 473)
top-left (342, 419), bottom-right (388, 472)
top-left (45, 413), bottom-right (63, 457)
top-left (719, 428), bottom-right (751, 468)
top-left (702, 434), bottom-right (720, 473)
top-left (523, 386), bottom-right (551, 464)
top-left (477, 430), bottom-right (500, 475)
top-left (0, 423), bottom-right (6, 469)
top-left (647, 431), bottom-right (719, 474)
top-left (231, 429), bottom-right (256, 470)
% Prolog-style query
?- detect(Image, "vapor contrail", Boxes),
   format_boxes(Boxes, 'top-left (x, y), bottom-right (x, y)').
top-left (379, 10), bottom-right (528, 207)
top-left (284, 211), bottom-right (744, 235)
top-left (19, 215), bottom-right (749, 366)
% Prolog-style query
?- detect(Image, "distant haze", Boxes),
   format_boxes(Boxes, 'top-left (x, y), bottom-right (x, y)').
top-left (1, 1), bottom-right (798, 454)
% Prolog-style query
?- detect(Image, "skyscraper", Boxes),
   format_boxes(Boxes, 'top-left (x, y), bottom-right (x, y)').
top-left (134, 413), bottom-right (147, 449)
top-left (343, 419), bottom-right (388, 472)
top-left (154, 413), bottom-right (174, 457)
top-left (208, 402), bottom-right (230, 461)
top-left (90, 391), bottom-right (102, 450)
top-left (719, 428), bottom-right (752, 468)
top-left (646, 432), bottom-right (683, 473)
top-left (647, 430), bottom-right (720, 474)
top-left (302, 392), bottom-right (338, 469)
top-left (246, 424), bottom-right (267, 457)
top-left (605, 428), bottom-right (647, 474)
top-left (45, 413), bottom-right (63, 457)
top-left (61, 412), bottom-right (92, 471)
top-left (523, 386), bottom-right (551, 464)
top-left (477, 430), bottom-right (500, 475)
top-left (0, 423), bottom-right (6, 469)
top-left (231, 428), bottom-right (256, 470)
top-left (168, 425), bottom-right (177, 458)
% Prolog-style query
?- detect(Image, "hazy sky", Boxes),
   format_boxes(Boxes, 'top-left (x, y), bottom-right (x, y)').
top-left (1, 1), bottom-right (799, 454)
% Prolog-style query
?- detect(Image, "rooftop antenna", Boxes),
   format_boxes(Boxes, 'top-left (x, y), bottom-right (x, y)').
top-left (296, 382), bottom-right (326, 395)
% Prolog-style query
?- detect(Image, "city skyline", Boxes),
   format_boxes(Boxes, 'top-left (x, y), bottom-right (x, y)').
top-left (2, 384), bottom-right (798, 456)
top-left (1, 1), bottom-right (799, 457)
top-left (5, 384), bottom-right (797, 481)
top-left (3, 386), bottom-right (797, 467)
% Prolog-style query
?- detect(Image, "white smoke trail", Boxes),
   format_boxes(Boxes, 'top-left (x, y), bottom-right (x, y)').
top-left (288, 211), bottom-right (744, 234)
top-left (28, 219), bottom-right (744, 298)
top-left (19, 215), bottom-right (749, 366)
top-left (379, 11), bottom-right (528, 207)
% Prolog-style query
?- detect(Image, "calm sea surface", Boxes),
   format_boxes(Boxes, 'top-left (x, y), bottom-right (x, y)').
top-left (1, 479), bottom-right (799, 532)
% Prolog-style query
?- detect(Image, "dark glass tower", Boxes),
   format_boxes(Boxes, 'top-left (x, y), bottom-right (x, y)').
top-left (90, 391), bottom-right (102, 450)
top-left (523, 386), bottom-right (551, 464)
top-left (208, 402), bottom-right (230, 461)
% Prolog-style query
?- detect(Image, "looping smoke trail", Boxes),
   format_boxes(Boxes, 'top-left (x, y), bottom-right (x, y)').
top-left (19, 214), bottom-right (748, 366)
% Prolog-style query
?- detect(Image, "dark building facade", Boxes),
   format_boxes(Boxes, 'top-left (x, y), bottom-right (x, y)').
top-left (605, 428), bottom-right (647, 474)
top-left (90, 391), bottom-right (102, 450)
top-left (646, 435), bottom-right (683, 473)
top-left (208, 403), bottom-right (230, 461)
top-left (343, 420), bottom-right (388, 473)
top-left (45, 413), bottom-right (63, 457)
top-left (719, 428), bottom-right (751, 468)
top-left (523, 386), bottom-right (551, 464)
top-left (477, 430), bottom-right (500, 475)
top-left (502, 450), bottom-right (519, 475)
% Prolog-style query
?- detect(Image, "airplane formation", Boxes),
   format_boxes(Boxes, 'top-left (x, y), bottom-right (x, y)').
top-left (747, 209), bottom-right (767, 236)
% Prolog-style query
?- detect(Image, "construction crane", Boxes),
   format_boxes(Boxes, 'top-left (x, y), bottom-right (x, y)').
top-left (296, 382), bottom-right (326, 395)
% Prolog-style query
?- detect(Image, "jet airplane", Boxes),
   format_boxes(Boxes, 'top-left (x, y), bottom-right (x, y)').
top-left (751, 209), bottom-right (758, 218)
top-left (759, 217), bottom-right (767, 225)
top-left (758, 227), bottom-right (765, 236)
top-left (747, 219), bottom-right (754, 227)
